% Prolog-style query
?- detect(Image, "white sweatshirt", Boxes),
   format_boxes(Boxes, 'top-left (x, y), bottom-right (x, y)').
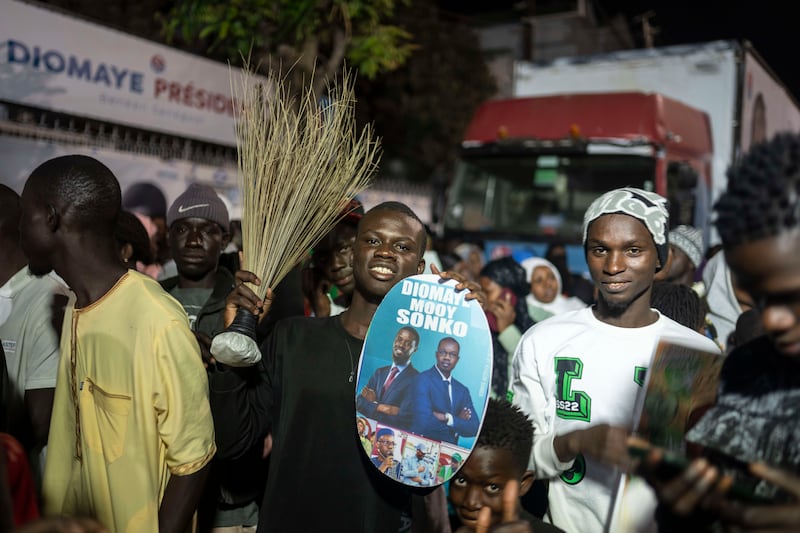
top-left (510, 307), bottom-right (720, 533)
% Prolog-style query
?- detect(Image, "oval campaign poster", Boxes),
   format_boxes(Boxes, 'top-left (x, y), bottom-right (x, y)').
top-left (354, 274), bottom-right (492, 487)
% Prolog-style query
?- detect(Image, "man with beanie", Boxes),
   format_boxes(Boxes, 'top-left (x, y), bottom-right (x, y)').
top-left (160, 183), bottom-right (261, 532)
top-left (161, 183), bottom-right (233, 339)
top-left (665, 224), bottom-right (705, 294)
top-left (510, 187), bottom-right (720, 532)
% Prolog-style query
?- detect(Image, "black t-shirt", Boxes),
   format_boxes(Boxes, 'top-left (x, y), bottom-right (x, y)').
top-left (257, 315), bottom-right (412, 532)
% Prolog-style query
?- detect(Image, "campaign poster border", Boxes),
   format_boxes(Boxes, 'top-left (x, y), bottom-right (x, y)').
top-left (354, 274), bottom-right (492, 486)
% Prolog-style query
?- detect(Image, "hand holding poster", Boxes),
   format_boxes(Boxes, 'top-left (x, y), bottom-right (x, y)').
top-left (354, 274), bottom-right (492, 486)
top-left (631, 338), bottom-right (722, 455)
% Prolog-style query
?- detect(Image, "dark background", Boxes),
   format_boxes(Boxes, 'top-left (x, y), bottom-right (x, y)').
top-left (602, 1), bottom-right (796, 98)
top-left (440, 0), bottom-right (798, 100)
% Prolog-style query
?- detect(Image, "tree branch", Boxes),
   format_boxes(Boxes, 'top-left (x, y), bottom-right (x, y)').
top-left (326, 26), bottom-right (348, 77)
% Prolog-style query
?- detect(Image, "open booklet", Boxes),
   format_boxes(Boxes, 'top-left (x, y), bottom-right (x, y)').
top-left (630, 337), bottom-right (722, 456)
top-left (628, 337), bottom-right (790, 504)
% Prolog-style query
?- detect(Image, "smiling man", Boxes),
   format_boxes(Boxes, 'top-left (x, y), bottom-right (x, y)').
top-left (510, 187), bottom-right (720, 532)
top-left (209, 201), bottom-right (482, 531)
top-left (357, 326), bottom-right (420, 428)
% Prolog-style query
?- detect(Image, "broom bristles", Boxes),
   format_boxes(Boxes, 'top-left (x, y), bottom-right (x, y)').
top-left (230, 65), bottom-right (379, 300)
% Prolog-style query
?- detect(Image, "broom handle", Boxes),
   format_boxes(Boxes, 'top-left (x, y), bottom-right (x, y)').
top-left (226, 307), bottom-right (259, 340)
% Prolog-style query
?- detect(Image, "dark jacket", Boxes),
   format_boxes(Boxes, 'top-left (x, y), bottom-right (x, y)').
top-left (209, 316), bottom-right (411, 532)
top-left (160, 266), bottom-right (235, 338)
top-left (161, 266), bottom-right (266, 525)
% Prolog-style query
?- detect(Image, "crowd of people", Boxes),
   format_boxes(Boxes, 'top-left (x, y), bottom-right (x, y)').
top-left (1, 131), bottom-right (799, 533)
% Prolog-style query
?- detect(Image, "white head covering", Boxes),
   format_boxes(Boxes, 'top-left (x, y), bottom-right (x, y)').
top-left (520, 257), bottom-right (585, 318)
top-left (702, 251), bottom-right (741, 351)
top-left (521, 257), bottom-right (563, 298)
top-left (669, 225), bottom-right (704, 268)
top-left (454, 243), bottom-right (482, 263)
top-left (583, 187), bottom-right (670, 271)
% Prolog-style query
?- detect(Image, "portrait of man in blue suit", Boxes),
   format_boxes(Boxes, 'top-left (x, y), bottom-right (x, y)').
top-left (357, 326), bottom-right (420, 428)
top-left (410, 337), bottom-right (479, 444)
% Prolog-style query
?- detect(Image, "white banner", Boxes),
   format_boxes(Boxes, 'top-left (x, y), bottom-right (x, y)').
top-left (0, 135), bottom-right (242, 216)
top-left (0, 0), bottom-right (255, 146)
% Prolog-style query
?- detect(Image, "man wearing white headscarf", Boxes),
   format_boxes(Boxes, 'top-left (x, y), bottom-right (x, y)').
top-left (511, 187), bottom-right (721, 533)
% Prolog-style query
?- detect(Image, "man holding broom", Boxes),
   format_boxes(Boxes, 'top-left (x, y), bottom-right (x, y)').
top-left (211, 201), bottom-right (480, 531)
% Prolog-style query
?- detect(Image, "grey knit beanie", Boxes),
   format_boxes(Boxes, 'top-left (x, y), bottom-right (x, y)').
top-left (669, 225), bottom-right (704, 268)
top-left (167, 183), bottom-right (229, 232)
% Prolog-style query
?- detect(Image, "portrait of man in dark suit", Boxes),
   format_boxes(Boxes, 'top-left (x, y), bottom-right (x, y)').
top-left (410, 337), bottom-right (479, 444)
top-left (357, 326), bottom-right (420, 428)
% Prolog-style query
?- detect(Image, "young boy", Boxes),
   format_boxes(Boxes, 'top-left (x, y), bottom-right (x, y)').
top-left (449, 398), bottom-right (563, 532)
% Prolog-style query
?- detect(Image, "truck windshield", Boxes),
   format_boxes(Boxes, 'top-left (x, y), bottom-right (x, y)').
top-left (444, 153), bottom-right (657, 241)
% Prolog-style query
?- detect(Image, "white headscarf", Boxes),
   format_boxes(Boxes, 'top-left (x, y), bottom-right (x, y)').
top-left (582, 187), bottom-right (670, 271)
top-left (702, 251), bottom-right (741, 351)
top-left (520, 257), bottom-right (585, 319)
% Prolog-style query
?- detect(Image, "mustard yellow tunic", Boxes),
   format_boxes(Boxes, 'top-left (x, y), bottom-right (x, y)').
top-left (43, 271), bottom-right (216, 532)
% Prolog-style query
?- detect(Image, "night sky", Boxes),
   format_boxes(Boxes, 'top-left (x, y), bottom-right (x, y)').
top-left (440, 0), bottom-right (798, 101)
top-left (601, 1), bottom-right (797, 100)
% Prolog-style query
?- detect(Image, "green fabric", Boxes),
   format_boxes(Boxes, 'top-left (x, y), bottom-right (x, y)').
top-left (527, 303), bottom-right (555, 323)
top-left (169, 287), bottom-right (213, 329)
top-left (161, 267), bottom-right (235, 337)
top-left (497, 325), bottom-right (523, 356)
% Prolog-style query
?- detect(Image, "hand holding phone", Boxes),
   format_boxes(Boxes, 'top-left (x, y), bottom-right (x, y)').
top-left (498, 287), bottom-right (517, 307)
top-left (489, 288), bottom-right (518, 332)
top-left (628, 436), bottom-right (778, 506)
top-left (628, 436), bottom-right (688, 480)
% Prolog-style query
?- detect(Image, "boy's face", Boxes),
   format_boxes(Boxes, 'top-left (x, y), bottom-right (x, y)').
top-left (449, 446), bottom-right (533, 530)
top-left (352, 209), bottom-right (425, 300)
top-left (314, 222), bottom-right (357, 295)
top-left (585, 214), bottom-right (658, 317)
top-left (726, 230), bottom-right (800, 357)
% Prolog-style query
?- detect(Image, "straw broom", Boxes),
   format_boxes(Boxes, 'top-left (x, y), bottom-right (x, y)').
top-left (211, 65), bottom-right (379, 366)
